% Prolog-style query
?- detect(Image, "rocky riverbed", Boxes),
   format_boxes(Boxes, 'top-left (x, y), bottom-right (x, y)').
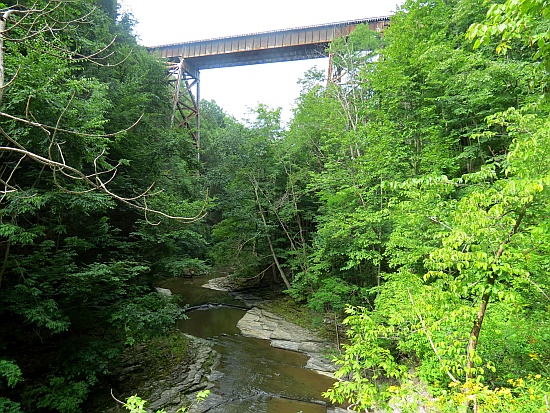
top-left (237, 307), bottom-right (337, 377)
top-left (98, 276), bottom-right (347, 413)
top-left (96, 333), bottom-right (217, 413)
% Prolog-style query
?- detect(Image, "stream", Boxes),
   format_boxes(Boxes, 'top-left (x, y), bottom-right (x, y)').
top-left (160, 275), bottom-right (338, 413)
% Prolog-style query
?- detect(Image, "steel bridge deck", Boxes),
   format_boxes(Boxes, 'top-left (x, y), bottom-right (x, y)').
top-left (147, 16), bottom-right (390, 71)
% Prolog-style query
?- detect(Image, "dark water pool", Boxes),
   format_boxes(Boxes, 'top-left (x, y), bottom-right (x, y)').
top-left (164, 276), bottom-right (336, 413)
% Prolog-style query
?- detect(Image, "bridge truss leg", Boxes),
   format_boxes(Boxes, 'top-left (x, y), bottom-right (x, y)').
top-left (326, 53), bottom-right (343, 86)
top-left (168, 58), bottom-right (201, 157)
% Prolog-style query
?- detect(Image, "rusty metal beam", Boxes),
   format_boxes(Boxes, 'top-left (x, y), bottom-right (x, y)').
top-left (168, 59), bottom-right (200, 155)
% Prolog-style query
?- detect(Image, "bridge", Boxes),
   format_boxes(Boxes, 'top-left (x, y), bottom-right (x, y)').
top-left (147, 16), bottom-right (390, 151)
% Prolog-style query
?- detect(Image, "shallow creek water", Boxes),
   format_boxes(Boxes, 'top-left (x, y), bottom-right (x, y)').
top-left (160, 275), bottom-right (337, 413)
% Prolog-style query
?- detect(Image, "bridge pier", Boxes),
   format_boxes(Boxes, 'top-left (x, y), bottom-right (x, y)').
top-left (168, 59), bottom-right (200, 157)
top-left (326, 53), bottom-right (344, 86)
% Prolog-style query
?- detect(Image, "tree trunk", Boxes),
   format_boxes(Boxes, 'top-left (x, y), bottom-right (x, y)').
top-left (466, 276), bottom-right (494, 379)
top-left (251, 179), bottom-right (291, 290)
top-left (465, 204), bottom-right (528, 379)
top-left (0, 238), bottom-right (10, 290)
top-left (0, 14), bottom-right (6, 107)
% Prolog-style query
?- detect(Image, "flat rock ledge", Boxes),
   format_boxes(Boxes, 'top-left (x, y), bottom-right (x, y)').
top-left (202, 275), bottom-right (258, 291)
top-left (237, 307), bottom-right (337, 376)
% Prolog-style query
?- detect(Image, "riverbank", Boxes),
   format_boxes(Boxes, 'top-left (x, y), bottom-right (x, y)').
top-left (91, 332), bottom-right (217, 413)
top-left (94, 275), bottom-right (345, 413)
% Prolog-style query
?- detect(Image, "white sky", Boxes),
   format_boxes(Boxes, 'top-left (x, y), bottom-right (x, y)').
top-left (119, 0), bottom-right (399, 123)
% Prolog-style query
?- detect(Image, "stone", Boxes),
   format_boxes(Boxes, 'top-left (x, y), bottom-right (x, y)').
top-left (236, 307), bottom-right (337, 375)
top-left (155, 287), bottom-right (173, 296)
top-left (187, 391), bottom-right (227, 413)
top-left (99, 303), bottom-right (342, 412)
top-left (201, 275), bottom-right (259, 291)
top-left (99, 333), bottom-right (218, 413)
top-left (327, 408), bottom-right (348, 413)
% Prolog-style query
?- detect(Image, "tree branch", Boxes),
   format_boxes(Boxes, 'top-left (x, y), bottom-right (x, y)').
top-left (0, 145), bottom-right (207, 223)
top-left (0, 111), bottom-right (144, 138)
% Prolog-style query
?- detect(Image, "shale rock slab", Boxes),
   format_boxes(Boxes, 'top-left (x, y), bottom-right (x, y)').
top-left (100, 333), bottom-right (218, 413)
top-left (236, 307), bottom-right (337, 376)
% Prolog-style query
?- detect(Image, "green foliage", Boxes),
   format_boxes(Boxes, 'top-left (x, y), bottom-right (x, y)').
top-left (0, 1), bottom-right (205, 411)
top-left (0, 360), bottom-right (23, 388)
top-left (121, 389), bottom-right (209, 413)
top-left (0, 398), bottom-right (22, 413)
top-left (467, 0), bottom-right (550, 66)
top-left (158, 257), bottom-right (210, 278)
top-left (323, 305), bottom-right (409, 411)
top-left (32, 377), bottom-right (89, 413)
top-left (421, 375), bottom-right (550, 412)
top-left (268, 0), bottom-right (550, 410)
top-left (308, 277), bottom-right (358, 313)
top-left (1, 0), bottom-right (546, 411)
top-left (325, 100), bottom-right (550, 409)
top-left (122, 395), bottom-right (164, 413)
top-left (111, 293), bottom-right (186, 346)
top-left (198, 0), bottom-right (549, 408)
top-left (203, 102), bottom-right (293, 281)
top-left (131, 219), bottom-right (210, 277)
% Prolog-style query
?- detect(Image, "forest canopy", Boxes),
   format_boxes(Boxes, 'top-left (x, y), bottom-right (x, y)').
top-left (201, 0), bottom-right (550, 410)
top-left (0, 1), bottom-right (207, 411)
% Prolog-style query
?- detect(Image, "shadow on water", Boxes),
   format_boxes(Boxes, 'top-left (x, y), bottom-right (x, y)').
top-left (165, 275), bottom-right (337, 413)
top-left (176, 306), bottom-right (244, 338)
top-left (161, 274), bottom-right (243, 307)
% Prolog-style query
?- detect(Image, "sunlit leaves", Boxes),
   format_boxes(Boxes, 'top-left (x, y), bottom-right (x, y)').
top-left (324, 305), bottom-right (409, 411)
top-left (0, 360), bottom-right (23, 388)
top-left (467, 0), bottom-right (550, 72)
top-left (323, 0), bottom-right (550, 405)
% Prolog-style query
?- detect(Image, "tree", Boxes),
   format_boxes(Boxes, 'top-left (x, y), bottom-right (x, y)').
top-left (326, 106), bottom-right (550, 412)
top-left (314, 0), bottom-right (550, 410)
top-left (467, 0), bottom-right (550, 73)
top-left (203, 103), bottom-right (295, 287)
top-left (0, 2), bottom-right (203, 411)
top-left (0, 1), bottom-right (204, 221)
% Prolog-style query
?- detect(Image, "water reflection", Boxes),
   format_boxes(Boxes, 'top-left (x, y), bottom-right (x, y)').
top-left (212, 334), bottom-right (334, 405)
top-left (161, 275), bottom-right (242, 307)
top-left (168, 276), bottom-right (336, 413)
top-left (177, 307), bottom-right (244, 338)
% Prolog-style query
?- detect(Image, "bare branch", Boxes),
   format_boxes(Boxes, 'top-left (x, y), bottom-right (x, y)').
top-left (2, 2), bottom-right (129, 68)
top-left (0, 65), bottom-right (20, 89)
top-left (0, 2), bottom-right (207, 224)
top-left (3, 1), bottom-right (90, 36)
top-left (110, 388), bottom-right (125, 406)
top-left (0, 111), bottom-right (144, 138)
top-left (0, 153), bottom-right (24, 203)
top-left (0, 145), bottom-right (207, 222)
